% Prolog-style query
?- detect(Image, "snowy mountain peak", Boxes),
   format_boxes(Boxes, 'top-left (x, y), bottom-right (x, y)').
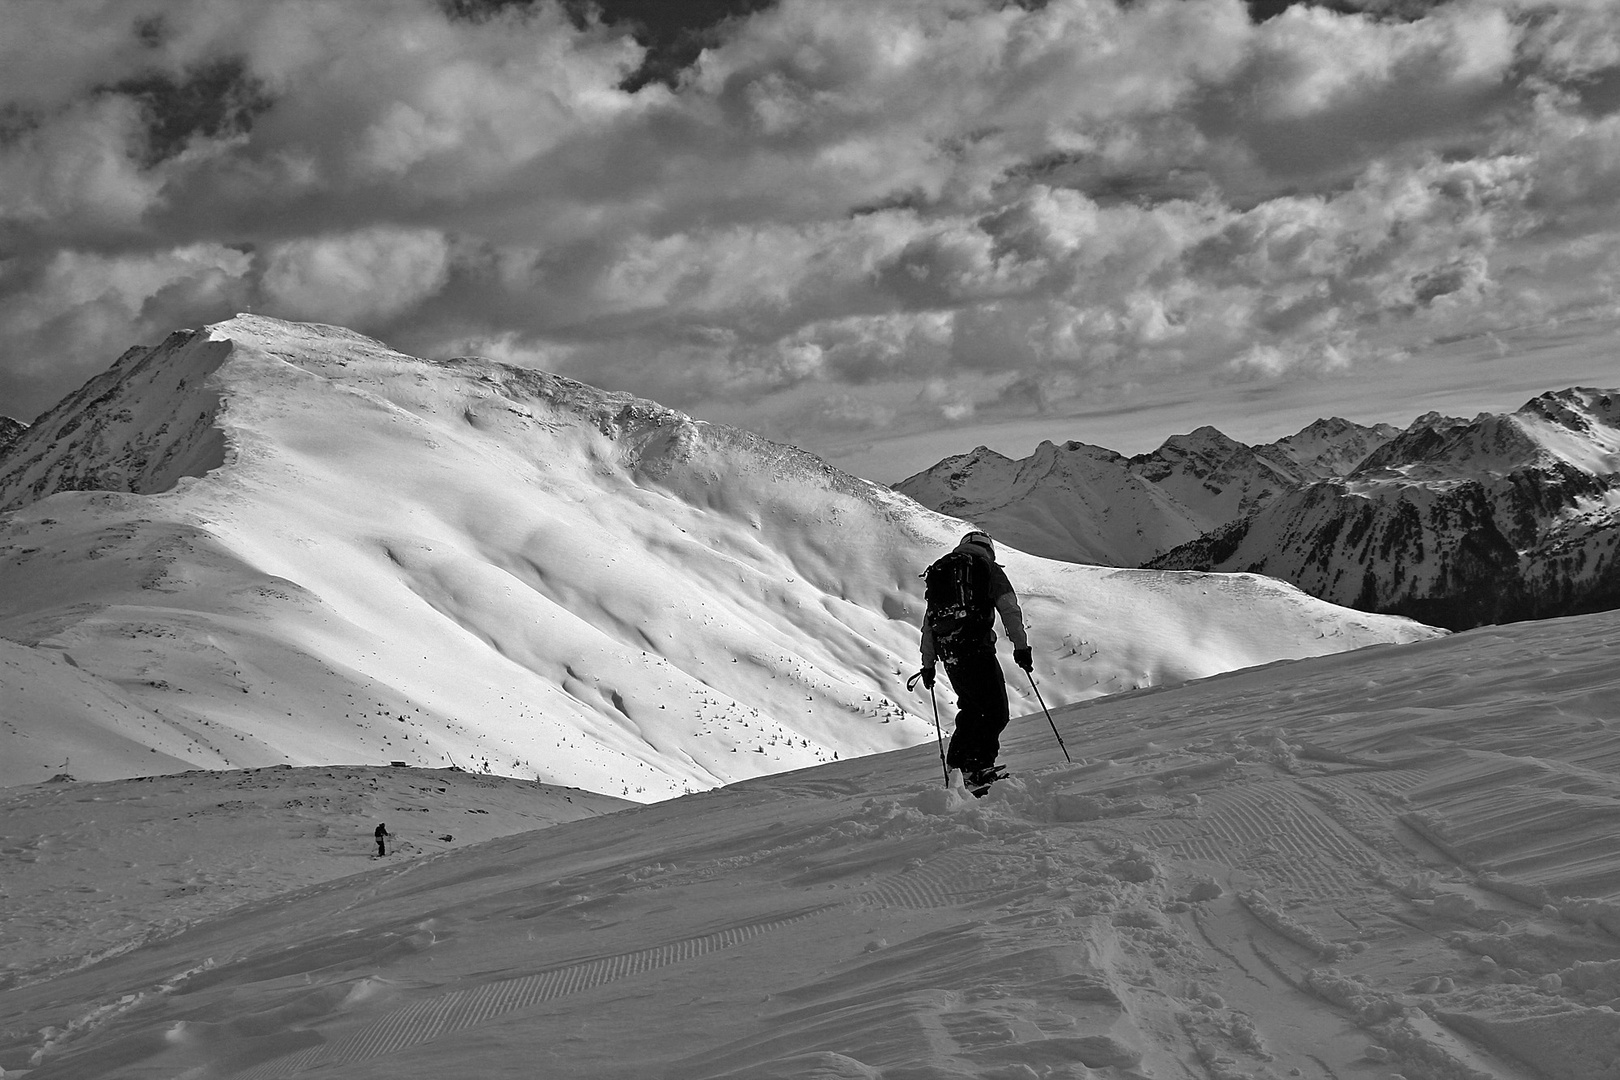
top-left (1155, 424), bottom-right (1241, 455)
top-left (0, 328), bottom-right (228, 513)
top-left (1350, 387), bottom-right (1620, 482)
top-left (897, 416), bottom-right (1400, 566)
top-left (0, 315), bottom-right (1436, 795)
top-left (1523, 385), bottom-right (1619, 425)
top-left (1153, 385), bottom-right (1620, 629)
top-left (1512, 386), bottom-right (1620, 476)
top-left (1263, 416), bottom-right (1402, 480)
top-left (1142, 426), bottom-right (1254, 479)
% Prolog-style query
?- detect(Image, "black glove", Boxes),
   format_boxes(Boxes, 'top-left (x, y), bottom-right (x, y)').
top-left (1013, 647), bottom-right (1033, 672)
top-left (906, 667), bottom-right (937, 692)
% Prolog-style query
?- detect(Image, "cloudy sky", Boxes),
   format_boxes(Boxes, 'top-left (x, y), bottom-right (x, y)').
top-left (3, 0), bottom-right (1618, 481)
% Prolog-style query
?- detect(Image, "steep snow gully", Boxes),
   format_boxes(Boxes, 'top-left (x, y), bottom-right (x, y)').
top-left (6, 606), bottom-right (1620, 1079)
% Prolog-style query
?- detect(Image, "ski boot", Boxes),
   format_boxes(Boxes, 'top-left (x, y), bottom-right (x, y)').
top-left (964, 764), bottom-right (1008, 798)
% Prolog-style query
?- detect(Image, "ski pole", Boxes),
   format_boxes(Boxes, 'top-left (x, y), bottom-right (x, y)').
top-left (909, 671), bottom-right (951, 786)
top-left (1027, 671), bottom-right (1070, 763)
top-left (929, 684), bottom-right (949, 785)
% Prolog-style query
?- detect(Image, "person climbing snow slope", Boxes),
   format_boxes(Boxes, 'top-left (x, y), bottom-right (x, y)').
top-left (919, 530), bottom-right (1032, 791)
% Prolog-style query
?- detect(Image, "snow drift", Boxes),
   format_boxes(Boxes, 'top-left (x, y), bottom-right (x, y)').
top-left (0, 316), bottom-right (1436, 798)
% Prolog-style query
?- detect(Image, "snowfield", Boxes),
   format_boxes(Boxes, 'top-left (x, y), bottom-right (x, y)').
top-left (0, 766), bottom-right (631, 991)
top-left (0, 316), bottom-right (1435, 800)
top-left (4, 606), bottom-right (1620, 1079)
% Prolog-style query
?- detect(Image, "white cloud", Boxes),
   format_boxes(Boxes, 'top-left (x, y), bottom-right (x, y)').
top-left (3, 0), bottom-right (1620, 447)
top-left (0, 96), bottom-right (163, 231)
top-left (259, 227), bottom-right (451, 326)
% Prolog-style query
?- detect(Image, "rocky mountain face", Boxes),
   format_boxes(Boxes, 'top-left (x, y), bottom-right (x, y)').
top-left (1150, 388), bottom-right (1620, 630)
top-left (0, 335), bottom-right (226, 513)
top-left (894, 418), bottom-right (1398, 565)
top-left (0, 417), bottom-right (25, 456)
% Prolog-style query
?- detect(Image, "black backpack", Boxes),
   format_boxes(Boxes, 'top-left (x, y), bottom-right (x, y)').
top-left (923, 549), bottom-right (994, 662)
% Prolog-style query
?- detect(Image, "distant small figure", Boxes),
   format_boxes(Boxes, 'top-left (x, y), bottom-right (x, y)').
top-left (374, 822), bottom-right (389, 857)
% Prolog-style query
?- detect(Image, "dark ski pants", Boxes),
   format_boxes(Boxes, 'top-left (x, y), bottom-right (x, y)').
top-left (943, 649), bottom-right (1010, 773)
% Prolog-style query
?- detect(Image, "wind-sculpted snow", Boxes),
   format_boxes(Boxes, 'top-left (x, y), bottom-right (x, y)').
top-left (0, 315), bottom-right (1435, 798)
top-left (4, 608), bottom-right (1619, 1079)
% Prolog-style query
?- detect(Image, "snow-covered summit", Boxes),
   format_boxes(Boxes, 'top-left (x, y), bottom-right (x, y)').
top-left (1262, 415), bottom-right (1403, 480)
top-left (0, 329), bottom-right (227, 512)
top-left (1154, 387), bottom-right (1620, 629)
top-left (894, 417), bottom-right (1399, 566)
top-left (1354, 388), bottom-right (1620, 482)
top-left (0, 315), bottom-right (1436, 797)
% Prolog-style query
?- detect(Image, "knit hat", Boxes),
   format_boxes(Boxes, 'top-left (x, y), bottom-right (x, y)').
top-left (958, 530), bottom-right (995, 557)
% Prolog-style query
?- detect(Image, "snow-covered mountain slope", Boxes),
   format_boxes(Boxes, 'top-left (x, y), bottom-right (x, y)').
top-left (6, 606), bottom-right (1619, 1080)
top-left (1152, 388), bottom-right (1620, 630)
top-left (1261, 415), bottom-right (1403, 480)
top-left (894, 419), bottom-right (1397, 566)
top-left (0, 316), bottom-right (1437, 798)
top-left (0, 765), bottom-right (630, 987)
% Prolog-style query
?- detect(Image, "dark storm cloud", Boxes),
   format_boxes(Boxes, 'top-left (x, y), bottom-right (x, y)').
top-left (1, 0), bottom-right (1617, 449)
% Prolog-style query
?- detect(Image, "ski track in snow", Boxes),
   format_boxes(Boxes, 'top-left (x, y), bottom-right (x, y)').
top-left (6, 608), bottom-right (1620, 1079)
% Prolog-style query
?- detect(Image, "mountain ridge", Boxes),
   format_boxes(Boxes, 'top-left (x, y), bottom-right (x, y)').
top-left (898, 387), bottom-right (1620, 630)
top-left (893, 415), bottom-right (1399, 566)
top-left (1149, 387), bottom-right (1620, 629)
top-left (0, 314), bottom-right (1437, 797)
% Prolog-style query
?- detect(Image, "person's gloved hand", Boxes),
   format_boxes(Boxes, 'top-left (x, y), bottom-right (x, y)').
top-left (1013, 647), bottom-right (1033, 672)
top-left (922, 665), bottom-right (936, 689)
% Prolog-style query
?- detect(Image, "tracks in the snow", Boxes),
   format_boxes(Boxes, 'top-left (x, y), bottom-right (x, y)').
top-left (231, 759), bottom-right (1424, 1079)
top-left (1145, 779), bottom-right (1381, 897)
top-left (235, 905), bottom-right (838, 1079)
top-left (233, 848), bottom-right (1029, 1078)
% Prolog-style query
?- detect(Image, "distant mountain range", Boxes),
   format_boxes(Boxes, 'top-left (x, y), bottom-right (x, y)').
top-left (1150, 389), bottom-right (1620, 629)
top-left (894, 417), bottom-right (1399, 566)
top-left (899, 389), bottom-right (1620, 631)
top-left (0, 316), bottom-right (1433, 795)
